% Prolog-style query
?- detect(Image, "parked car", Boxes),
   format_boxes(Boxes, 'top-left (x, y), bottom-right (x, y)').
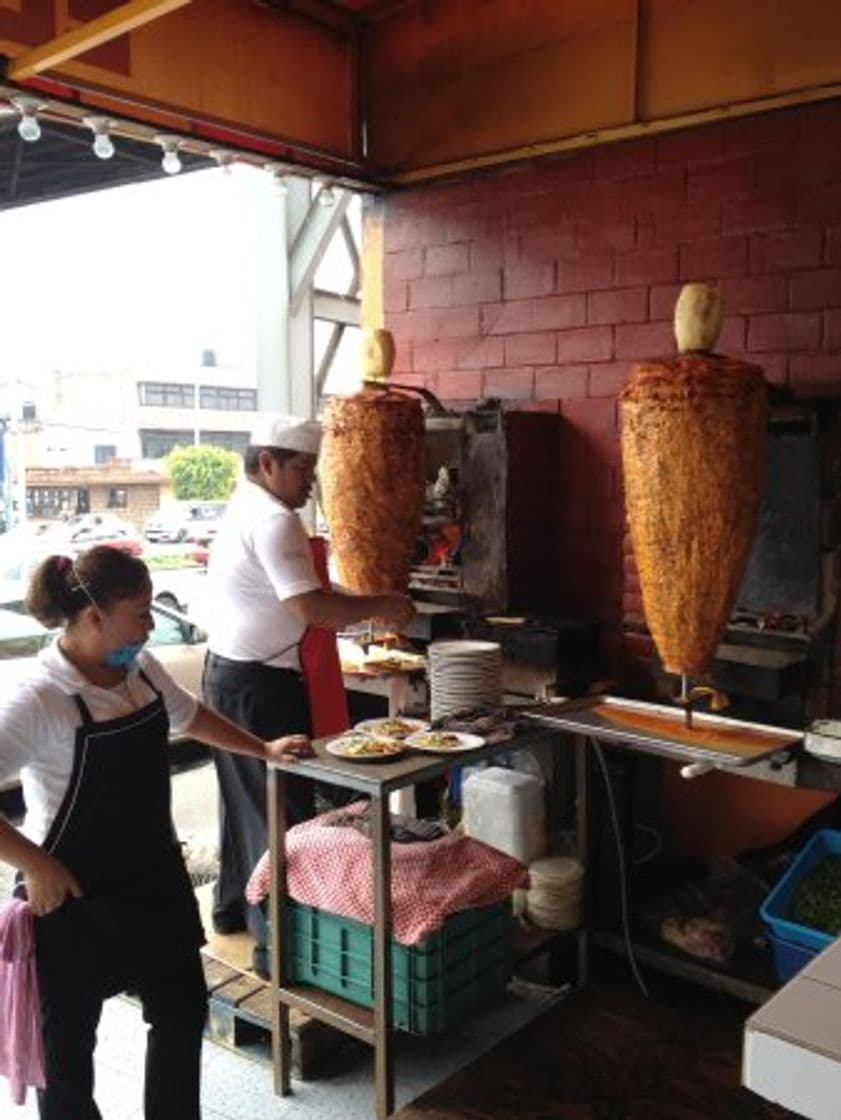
top-left (0, 598), bottom-right (208, 792)
top-left (189, 543), bottom-right (210, 567)
top-left (144, 501), bottom-right (226, 545)
top-left (0, 607), bottom-right (54, 662)
top-left (41, 515), bottom-right (144, 557)
top-left (0, 526), bottom-right (195, 615)
top-left (0, 597), bottom-right (206, 691)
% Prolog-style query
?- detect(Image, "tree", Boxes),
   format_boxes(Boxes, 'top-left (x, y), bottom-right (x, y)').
top-left (164, 444), bottom-right (240, 500)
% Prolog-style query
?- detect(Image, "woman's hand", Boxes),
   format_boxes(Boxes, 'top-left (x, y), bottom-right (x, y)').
top-left (25, 851), bottom-right (82, 917)
top-left (264, 734), bottom-right (314, 763)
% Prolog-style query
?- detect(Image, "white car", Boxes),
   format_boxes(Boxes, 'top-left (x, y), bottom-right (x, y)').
top-left (0, 597), bottom-right (206, 694)
top-left (144, 501), bottom-right (226, 544)
top-left (0, 527), bottom-right (203, 617)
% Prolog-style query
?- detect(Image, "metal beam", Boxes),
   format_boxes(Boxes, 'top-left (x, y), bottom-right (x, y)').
top-left (314, 323), bottom-right (344, 398)
top-left (254, 173), bottom-right (290, 415)
top-left (289, 187), bottom-right (351, 316)
top-left (8, 0), bottom-right (193, 81)
top-left (313, 290), bottom-right (360, 327)
top-left (340, 215), bottom-right (361, 296)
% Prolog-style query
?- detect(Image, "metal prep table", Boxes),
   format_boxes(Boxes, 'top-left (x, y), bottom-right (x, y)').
top-left (267, 724), bottom-right (560, 1120)
top-left (523, 695), bottom-right (805, 1003)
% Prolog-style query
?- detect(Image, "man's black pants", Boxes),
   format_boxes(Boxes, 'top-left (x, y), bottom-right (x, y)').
top-left (202, 653), bottom-right (314, 950)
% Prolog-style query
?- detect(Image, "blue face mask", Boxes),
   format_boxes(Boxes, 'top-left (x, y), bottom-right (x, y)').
top-left (102, 641), bottom-right (145, 669)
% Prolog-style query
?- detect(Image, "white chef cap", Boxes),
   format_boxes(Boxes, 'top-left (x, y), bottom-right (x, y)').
top-left (249, 414), bottom-right (322, 455)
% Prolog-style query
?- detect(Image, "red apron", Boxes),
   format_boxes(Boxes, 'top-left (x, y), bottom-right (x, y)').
top-left (299, 536), bottom-right (350, 737)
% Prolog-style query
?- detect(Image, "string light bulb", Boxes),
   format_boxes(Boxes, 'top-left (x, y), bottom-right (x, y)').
top-left (13, 96), bottom-right (42, 143)
top-left (263, 162), bottom-right (288, 194)
top-left (155, 134), bottom-right (182, 175)
top-left (318, 182), bottom-right (336, 208)
top-left (210, 148), bottom-right (234, 175)
top-left (83, 115), bottom-right (115, 160)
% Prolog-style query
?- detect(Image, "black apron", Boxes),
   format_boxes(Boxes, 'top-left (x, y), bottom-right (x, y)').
top-left (34, 673), bottom-right (204, 991)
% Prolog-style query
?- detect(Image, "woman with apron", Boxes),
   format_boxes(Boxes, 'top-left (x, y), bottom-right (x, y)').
top-left (0, 546), bottom-right (311, 1120)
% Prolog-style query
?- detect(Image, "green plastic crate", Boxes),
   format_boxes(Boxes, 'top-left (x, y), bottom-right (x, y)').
top-left (287, 899), bottom-right (513, 1035)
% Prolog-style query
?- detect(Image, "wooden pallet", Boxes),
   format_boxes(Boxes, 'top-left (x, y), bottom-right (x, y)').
top-left (201, 952), bottom-right (352, 1079)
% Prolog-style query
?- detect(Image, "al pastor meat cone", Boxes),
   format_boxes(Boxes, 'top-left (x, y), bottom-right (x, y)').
top-left (620, 290), bottom-right (768, 676)
top-left (320, 389), bottom-right (425, 594)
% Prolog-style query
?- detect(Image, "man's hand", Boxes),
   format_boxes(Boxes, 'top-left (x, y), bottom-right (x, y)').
top-left (25, 851), bottom-right (82, 917)
top-left (264, 734), bottom-right (314, 763)
top-left (372, 593), bottom-right (416, 629)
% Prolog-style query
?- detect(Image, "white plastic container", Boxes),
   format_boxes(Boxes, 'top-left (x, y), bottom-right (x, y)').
top-left (462, 766), bottom-right (546, 864)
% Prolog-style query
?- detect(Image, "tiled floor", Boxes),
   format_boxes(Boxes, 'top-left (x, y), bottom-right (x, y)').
top-left (10, 976), bottom-right (561, 1118)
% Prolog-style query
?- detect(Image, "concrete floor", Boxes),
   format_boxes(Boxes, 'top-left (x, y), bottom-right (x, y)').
top-left (6, 759), bottom-right (562, 1118)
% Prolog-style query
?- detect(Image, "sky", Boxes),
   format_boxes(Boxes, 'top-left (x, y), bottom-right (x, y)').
top-left (1, 167), bottom-right (261, 378)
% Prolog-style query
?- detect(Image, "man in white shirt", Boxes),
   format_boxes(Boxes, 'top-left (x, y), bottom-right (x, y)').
top-left (203, 414), bottom-right (414, 974)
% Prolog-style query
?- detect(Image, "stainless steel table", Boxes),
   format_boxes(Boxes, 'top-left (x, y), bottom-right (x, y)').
top-left (523, 696), bottom-right (804, 1004)
top-left (267, 725), bottom-right (558, 1120)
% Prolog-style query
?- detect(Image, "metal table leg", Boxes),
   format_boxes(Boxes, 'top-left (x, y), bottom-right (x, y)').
top-left (268, 766), bottom-right (292, 1096)
top-left (371, 793), bottom-right (395, 1119)
top-left (575, 734), bottom-right (589, 988)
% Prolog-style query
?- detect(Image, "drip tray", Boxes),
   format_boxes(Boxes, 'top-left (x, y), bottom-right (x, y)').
top-left (523, 696), bottom-right (802, 767)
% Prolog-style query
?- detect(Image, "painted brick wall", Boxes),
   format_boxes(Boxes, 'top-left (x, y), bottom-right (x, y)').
top-left (383, 98), bottom-right (841, 690)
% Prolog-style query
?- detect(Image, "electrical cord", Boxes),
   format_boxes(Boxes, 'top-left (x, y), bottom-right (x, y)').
top-left (590, 737), bottom-right (649, 998)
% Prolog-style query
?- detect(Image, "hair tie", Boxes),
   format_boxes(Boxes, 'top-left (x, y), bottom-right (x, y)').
top-left (55, 555), bottom-right (73, 575)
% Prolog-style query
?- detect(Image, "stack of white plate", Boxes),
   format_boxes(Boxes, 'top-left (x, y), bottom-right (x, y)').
top-left (428, 639), bottom-right (502, 720)
top-left (805, 720), bottom-right (841, 763)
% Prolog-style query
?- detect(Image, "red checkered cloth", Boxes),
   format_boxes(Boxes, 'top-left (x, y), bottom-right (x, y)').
top-left (246, 802), bottom-right (529, 945)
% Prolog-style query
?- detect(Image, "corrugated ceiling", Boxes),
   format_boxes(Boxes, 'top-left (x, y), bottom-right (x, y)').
top-left (0, 113), bottom-right (212, 212)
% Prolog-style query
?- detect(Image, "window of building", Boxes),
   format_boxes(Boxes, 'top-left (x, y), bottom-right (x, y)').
top-left (28, 487), bottom-right (89, 518)
top-left (107, 487), bottom-right (128, 509)
top-left (140, 429), bottom-right (193, 458)
top-left (199, 386), bottom-right (257, 411)
top-left (138, 382), bottom-right (195, 408)
top-left (94, 444), bottom-right (117, 465)
top-left (200, 431), bottom-right (250, 455)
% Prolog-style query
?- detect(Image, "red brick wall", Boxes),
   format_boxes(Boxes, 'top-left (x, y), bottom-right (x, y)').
top-left (383, 98), bottom-right (841, 690)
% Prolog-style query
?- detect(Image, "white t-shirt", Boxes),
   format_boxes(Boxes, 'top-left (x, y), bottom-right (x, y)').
top-left (0, 639), bottom-right (198, 846)
top-left (206, 480), bottom-right (320, 669)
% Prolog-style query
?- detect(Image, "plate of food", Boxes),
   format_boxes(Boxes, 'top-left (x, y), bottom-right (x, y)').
top-left (325, 733), bottom-right (408, 763)
top-left (354, 717), bottom-right (430, 739)
top-left (405, 730), bottom-right (485, 753)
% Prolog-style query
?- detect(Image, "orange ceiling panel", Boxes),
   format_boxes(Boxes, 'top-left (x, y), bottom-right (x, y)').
top-left (2, 0), bottom-right (841, 183)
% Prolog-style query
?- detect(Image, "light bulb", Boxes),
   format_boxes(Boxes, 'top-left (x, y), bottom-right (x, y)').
top-left (84, 116), bottom-right (115, 160)
top-left (94, 132), bottom-right (115, 159)
top-left (155, 134), bottom-right (182, 175)
top-left (162, 149), bottom-right (182, 175)
top-left (14, 97), bottom-right (42, 143)
top-left (210, 148), bottom-right (234, 175)
top-left (263, 162), bottom-right (287, 193)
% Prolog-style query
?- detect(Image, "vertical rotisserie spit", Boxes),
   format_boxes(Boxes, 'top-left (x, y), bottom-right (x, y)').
top-left (320, 384), bottom-right (425, 595)
top-left (620, 284), bottom-right (769, 679)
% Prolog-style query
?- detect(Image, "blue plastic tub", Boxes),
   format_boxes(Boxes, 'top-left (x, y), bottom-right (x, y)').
top-left (760, 829), bottom-right (841, 955)
top-left (767, 930), bottom-right (818, 983)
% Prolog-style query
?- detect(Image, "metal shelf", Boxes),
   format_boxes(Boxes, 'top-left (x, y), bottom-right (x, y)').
top-left (592, 930), bottom-right (775, 1006)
